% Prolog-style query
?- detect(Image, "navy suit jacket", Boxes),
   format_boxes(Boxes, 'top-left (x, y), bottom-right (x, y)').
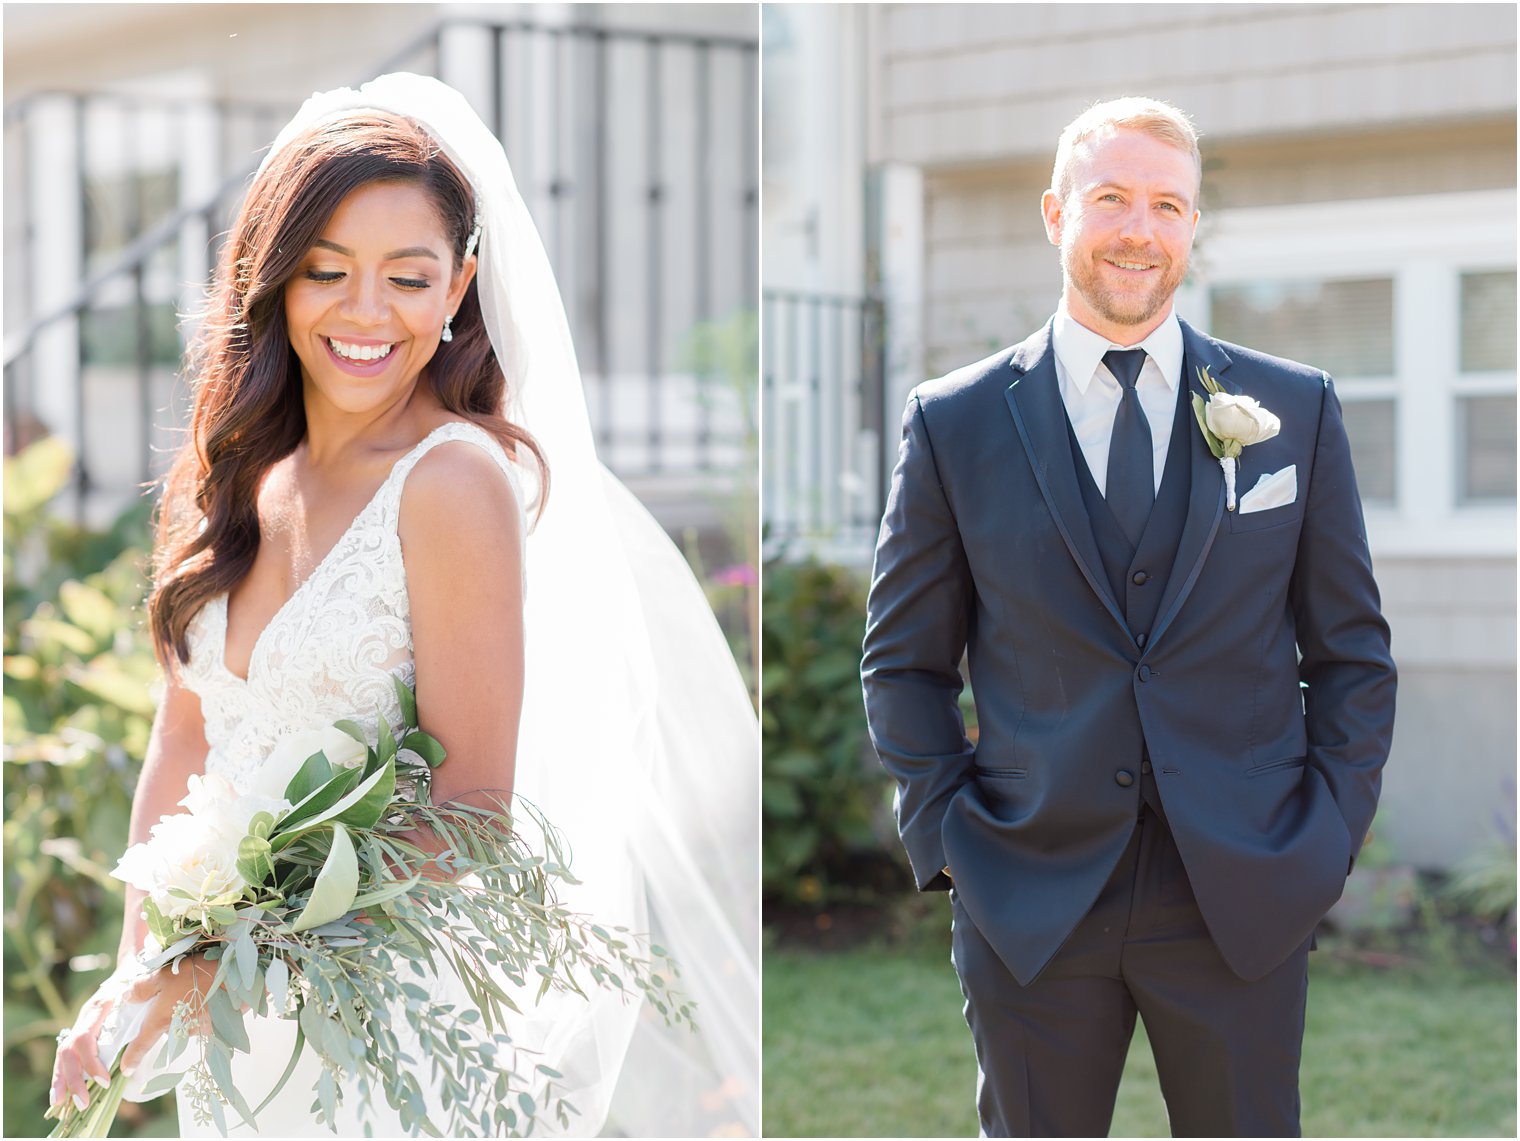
top-left (861, 317), bottom-right (1396, 985)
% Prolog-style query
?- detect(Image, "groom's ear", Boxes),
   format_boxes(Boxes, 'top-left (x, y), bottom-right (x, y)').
top-left (1040, 189), bottom-right (1064, 246)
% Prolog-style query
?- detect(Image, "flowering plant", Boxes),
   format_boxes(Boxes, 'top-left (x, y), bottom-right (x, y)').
top-left (1191, 365), bottom-right (1281, 510)
top-left (46, 678), bottom-right (689, 1138)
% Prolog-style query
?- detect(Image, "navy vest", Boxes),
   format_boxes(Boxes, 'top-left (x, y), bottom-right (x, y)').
top-left (1065, 366), bottom-right (1194, 819)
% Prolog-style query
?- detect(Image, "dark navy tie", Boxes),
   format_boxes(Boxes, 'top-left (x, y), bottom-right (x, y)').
top-left (1103, 348), bottom-right (1154, 547)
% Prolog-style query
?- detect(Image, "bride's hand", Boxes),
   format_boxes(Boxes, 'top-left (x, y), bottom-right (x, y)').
top-left (50, 954), bottom-right (218, 1113)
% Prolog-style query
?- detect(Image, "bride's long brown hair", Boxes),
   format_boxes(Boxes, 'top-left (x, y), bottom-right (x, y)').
top-left (148, 111), bottom-right (547, 667)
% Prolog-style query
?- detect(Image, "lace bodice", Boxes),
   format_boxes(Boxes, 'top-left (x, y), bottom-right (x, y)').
top-left (181, 421), bottom-right (525, 790)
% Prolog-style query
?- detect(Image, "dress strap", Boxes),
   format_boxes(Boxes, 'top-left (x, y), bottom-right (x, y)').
top-left (377, 421), bottom-right (526, 527)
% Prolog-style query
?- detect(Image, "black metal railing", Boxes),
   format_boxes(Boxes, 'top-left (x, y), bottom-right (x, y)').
top-left (762, 289), bottom-right (887, 547)
top-left (3, 15), bottom-right (758, 520)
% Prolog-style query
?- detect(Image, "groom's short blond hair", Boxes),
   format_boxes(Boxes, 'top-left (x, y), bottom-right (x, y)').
top-left (1051, 97), bottom-right (1201, 204)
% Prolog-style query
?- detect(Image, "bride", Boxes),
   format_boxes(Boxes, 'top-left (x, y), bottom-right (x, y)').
top-left (49, 73), bottom-right (759, 1137)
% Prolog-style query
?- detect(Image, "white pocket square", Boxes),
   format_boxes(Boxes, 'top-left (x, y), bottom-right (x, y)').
top-left (1239, 465), bottom-right (1297, 514)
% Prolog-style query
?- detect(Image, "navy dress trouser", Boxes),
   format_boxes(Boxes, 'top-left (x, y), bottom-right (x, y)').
top-left (950, 797), bottom-right (1312, 1138)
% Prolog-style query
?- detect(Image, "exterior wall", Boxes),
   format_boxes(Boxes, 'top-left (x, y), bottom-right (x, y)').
top-left (869, 2), bottom-right (1517, 168)
top-left (1374, 556), bottom-right (1516, 869)
top-left (3, 4), bottom-right (441, 105)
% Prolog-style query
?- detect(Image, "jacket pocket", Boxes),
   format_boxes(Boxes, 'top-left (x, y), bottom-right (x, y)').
top-left (1246, 755), bottom-right (1307, 777)
top-left (1227, 501), bottom-right (1301, 534)
top-left (975, 766), bottom-right (1027, 779)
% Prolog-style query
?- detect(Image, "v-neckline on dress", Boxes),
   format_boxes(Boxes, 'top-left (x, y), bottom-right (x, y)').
top-left (217, 422), bottom-right (462, 684)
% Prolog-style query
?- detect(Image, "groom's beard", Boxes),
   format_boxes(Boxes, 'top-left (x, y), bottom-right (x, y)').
top-left (1063, 240), bottom-right (1188, 331)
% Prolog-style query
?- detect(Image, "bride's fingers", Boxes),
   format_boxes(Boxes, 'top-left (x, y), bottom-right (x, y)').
top-left (51, 1049), bottom-right (91, 1110)
top-left (72, 1034), bottom-right (112, 1088)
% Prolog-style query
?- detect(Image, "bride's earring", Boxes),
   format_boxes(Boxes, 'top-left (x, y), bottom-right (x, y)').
top-left (441, 314), bottom-right (454, 344)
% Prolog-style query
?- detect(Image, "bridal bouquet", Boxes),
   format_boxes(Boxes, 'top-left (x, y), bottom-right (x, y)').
top-left (46, 678), bottom-right (690, 1138)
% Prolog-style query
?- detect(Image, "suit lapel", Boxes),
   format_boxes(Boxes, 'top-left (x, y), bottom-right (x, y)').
top-left (1146, 319), bottom-right (1230, 655)
top-left (1002, 323), bottom-right (1129, 638)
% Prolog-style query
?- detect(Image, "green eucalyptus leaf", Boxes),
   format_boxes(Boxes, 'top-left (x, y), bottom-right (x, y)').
top-left (208, 988), bottom-right (251, 1053)
top-left (290, 823), bottom-right (359, 932)
top-left (376, 714), bottom-right (397, 766)
top-left (237, 834), bottom-right (275, 886)
top-left (393, 676), bottom-right (418, 729)
top-left (349, 873), bottom-right (424, 912)
top-left (248, 811), bottom-right (276, 841)
top-left (271, 765), bottom-right (366, 843)
top-left (283, 751), bottom-right (334, 805)
top-left (332, 719), bottom-right (370, 747)
top-left (399, 731), bottom-right (446, 768)
top-left (265, 956), bottom-right (289, 1014)
top-left (331, 757), bottom-right (396, 831)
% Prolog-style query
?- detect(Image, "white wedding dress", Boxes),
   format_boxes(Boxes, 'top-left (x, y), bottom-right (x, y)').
top-left (167, 421), bottom-right (592, 1137)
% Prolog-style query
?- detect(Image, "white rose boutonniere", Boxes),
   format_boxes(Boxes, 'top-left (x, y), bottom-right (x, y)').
top-left (1191, 365), bottom-right (1280, 511)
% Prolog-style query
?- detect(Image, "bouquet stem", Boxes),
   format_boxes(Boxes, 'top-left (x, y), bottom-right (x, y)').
top-left (47, 1069), bottom-right (127, 1139)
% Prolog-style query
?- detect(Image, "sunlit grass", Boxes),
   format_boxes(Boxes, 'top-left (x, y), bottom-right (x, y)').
top-left (762, 923), bottom-right (1515, 1137)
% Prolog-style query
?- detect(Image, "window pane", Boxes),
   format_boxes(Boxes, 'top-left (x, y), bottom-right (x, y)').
top-left (1460, 271), bottom-right (1517, 373)
top-left (1458, 395), bottom-right (1517, 501)
top-left (1209, 279), bottom-right (1393, 378)
top-left (1340, 399), bottom-right (1396, 504)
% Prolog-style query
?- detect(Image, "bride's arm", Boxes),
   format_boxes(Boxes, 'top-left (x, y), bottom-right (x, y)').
top-left (51, 671), bottom-right (210, 1108)
top-left (398, 440), bottom-right (526, 814)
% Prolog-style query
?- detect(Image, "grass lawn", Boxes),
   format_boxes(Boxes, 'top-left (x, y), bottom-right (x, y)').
top-left (762, 921), bottom-right (1516, 1137)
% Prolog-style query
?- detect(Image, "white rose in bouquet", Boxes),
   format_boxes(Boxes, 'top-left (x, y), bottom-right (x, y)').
top-left (113, 812), bottom-right (247, 923)
top-left (181, 772), bottom-right (291, 840)
top-left (113, 774), bottom-right (291, 924)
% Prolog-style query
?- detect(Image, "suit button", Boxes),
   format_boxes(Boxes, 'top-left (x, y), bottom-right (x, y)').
top-left (1132, 570), bottom-right (1149, 585)
top-left (1115, 770), bottom-right (1135, 787)
top-left (1136, 632), bottom-right (1147, 648)
top-left (1142, 760), bottom-right (1153, 775)
top-left (1137, 664), bottom-right (1152, 682)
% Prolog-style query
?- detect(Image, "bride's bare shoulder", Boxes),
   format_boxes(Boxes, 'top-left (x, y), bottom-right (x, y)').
top-left (396, 430), bottom-right (523, 540)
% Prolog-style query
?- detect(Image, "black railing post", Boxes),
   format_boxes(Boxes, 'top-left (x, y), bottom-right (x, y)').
top-left (741, 48), bottom-right (757, 305)
top-left (864, 296), bottom-right (887, 528)
top-left (73, 93), bottom-right (90, 522)
top-left (645, 36), bottom-right (664, 472)
top-left (694, 40), bottom-right (712, 467)
top-left (593, 28), bottom-right (612, 456)
top-left (134, 261), bottom-right (152, 484)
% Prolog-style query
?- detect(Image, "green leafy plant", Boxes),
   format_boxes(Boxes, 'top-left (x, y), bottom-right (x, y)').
top-left (761, 555), bottom-right (904, 907)
top-left (3, 437), bottom-right (170, 1138)
top-left (680, 307), bottom-right (760, 698)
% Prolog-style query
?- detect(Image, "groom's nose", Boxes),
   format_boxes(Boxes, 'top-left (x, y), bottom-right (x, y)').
top-left (1117, 202), bottom-right (1156, 244)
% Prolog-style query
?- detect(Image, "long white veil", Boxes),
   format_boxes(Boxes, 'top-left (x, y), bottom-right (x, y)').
top-left (259, 74), bottom-right (759, 1136)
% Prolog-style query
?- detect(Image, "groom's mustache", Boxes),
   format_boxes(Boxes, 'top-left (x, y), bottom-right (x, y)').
top-left (1096, 246), bottom-right (1168, 268)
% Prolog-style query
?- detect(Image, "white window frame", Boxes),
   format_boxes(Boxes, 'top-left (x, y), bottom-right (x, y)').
top-left (1176, 188), bottom-right (1517, 558)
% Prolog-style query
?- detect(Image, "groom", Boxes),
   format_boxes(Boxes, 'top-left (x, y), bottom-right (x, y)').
top-left (860, 97), bottom-right (1396, 1137)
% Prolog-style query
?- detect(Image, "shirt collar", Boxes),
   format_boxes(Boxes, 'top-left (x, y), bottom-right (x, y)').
top-left (1052, 303), bottom-right (1183, 395)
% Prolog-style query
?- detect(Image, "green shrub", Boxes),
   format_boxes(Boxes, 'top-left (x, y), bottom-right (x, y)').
top-left (3, 438), bottom-right (171, 1137)
top-left (761, 556), bottom-right (905, 906)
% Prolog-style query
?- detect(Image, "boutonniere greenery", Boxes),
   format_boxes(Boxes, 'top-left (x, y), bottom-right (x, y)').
top-left (1191, 365), bottom-right (1281, 511)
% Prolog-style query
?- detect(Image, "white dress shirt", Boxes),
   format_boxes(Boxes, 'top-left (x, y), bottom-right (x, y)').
top-left (1051, 306), bottom-right (1183, 497)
